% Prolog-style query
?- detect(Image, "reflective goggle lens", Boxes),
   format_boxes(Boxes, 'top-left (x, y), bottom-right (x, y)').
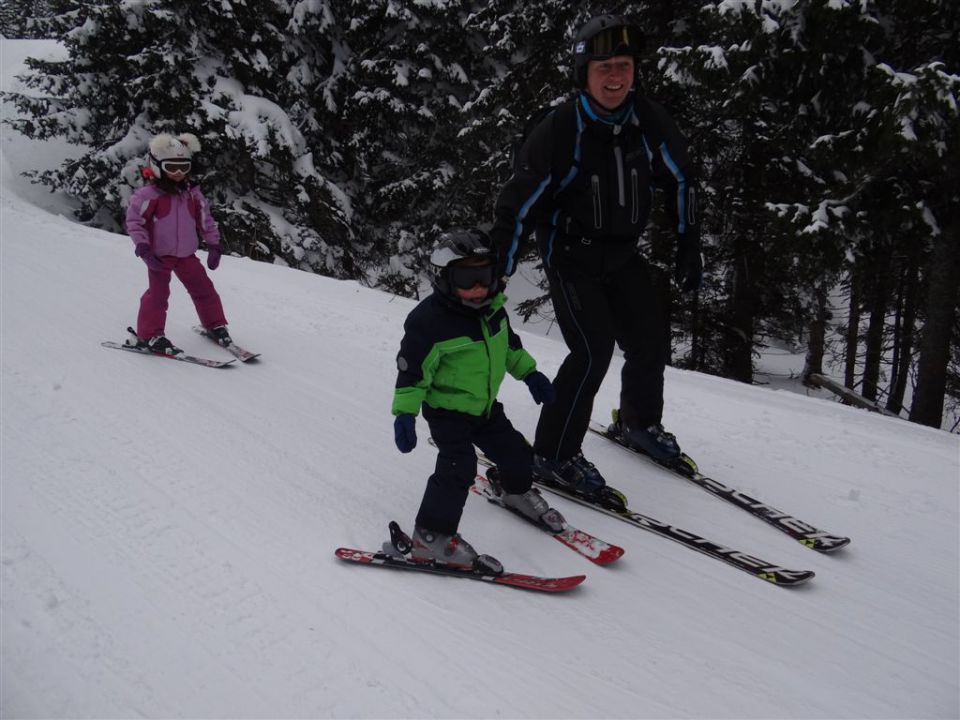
top-left (160, 159), bottom-right (191, 173)
top-left (449, 263), bottom-right (494, 290)
top-left (585, 25), bottom-right (642, 58)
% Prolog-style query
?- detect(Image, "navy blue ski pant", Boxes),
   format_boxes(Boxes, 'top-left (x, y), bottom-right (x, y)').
top-left (417, 402), bottom-right (532, 535)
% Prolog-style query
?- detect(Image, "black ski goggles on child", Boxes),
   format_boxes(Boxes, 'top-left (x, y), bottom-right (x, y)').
top-left (579, 25), bottom-right (643, 59)
top-left (447, 262), bottom-right (495, 290)
top-left (160, 159), bottom-right (191, 174)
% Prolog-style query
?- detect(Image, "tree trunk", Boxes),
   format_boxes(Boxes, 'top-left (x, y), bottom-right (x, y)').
top-left (862, 245), bottom-right (892, 402)
top-left (910, 223), bottom-right (960, 427)
top-left (802, 285), bottom-right (829, 386)
top-left (723, 237), bottom-right (756, 383)
top-left (688, 290), bottom-right (703, 371)
top-left (887, 251), bottom-right (919, 414)
top-left (844, 269), bottom-right (861, 389)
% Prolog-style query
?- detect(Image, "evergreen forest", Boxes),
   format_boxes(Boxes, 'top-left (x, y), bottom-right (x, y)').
top-left (3, 0), bottom-right (958, 428)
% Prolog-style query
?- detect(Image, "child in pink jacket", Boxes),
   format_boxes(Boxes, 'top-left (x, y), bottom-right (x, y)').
top-left (125, 132), bottom-right (231, 355)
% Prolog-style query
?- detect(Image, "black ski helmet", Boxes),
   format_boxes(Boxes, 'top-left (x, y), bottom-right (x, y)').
top-left (572, 15), bottom-right (644, 89)
top-left (429, 228), bottom-right (499, 308)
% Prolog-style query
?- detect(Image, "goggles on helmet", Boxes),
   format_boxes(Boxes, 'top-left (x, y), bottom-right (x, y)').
top-left (160, 159), bottom-right (191, 174)
top-left (448, 262), bottom-right (495, 290)
top-left (576, 25), bottom-right (643, 59)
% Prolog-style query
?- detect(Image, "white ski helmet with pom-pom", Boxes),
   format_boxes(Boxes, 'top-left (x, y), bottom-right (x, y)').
top-left (148, 132), bottom-right (201, 177)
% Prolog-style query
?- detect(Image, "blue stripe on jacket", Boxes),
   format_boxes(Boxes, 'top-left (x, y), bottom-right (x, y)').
top-left (658, 142), bottom-right (687, 234)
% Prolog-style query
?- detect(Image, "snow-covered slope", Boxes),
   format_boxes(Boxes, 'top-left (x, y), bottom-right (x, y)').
top-left (2, 39), bottom-right (958, 719)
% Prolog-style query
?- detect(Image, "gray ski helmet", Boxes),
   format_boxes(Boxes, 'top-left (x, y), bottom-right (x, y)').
top-left (429, 228), bottom-right (499, 307)
top-left (572, 15), bottom-right (644, 89)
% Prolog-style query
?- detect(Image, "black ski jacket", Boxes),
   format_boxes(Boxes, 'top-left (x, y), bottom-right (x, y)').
top-left (491, 91), bottom-right (700, 278)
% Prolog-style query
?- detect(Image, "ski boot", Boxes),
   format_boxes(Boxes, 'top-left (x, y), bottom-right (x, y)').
top-left (207, 325), bottom-right (232, 347)
top-left (395, 524), bottom-right (503, 575)
top-left (486, 468), bottom-right (566, 533)
top-left (124, 327), bottom-right (182, 356)
top-left (533, 453), bottom-right (628, 513)
top-left (611, 411), bottom-right (681, 463)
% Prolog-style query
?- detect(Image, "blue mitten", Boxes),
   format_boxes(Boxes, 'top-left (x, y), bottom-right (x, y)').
top-left (524, 371), bottom-right (556, 405)
top-left (394, 414), bottom-right (417, 453)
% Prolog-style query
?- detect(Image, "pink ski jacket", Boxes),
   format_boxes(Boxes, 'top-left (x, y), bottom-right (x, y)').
top-left (126, 183), bottom-right (220, 258)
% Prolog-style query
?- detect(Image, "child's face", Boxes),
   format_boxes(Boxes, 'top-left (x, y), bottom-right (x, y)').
top-left (449, 258), bottom-right (495, 303)
top-left (455, 283), bottom-right (490, 303)
top-left (160, 159), bottom-right (191, 182)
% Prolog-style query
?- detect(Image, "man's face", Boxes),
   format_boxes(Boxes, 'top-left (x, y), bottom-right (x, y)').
top-left (586, 55), bottom-right (634, 111)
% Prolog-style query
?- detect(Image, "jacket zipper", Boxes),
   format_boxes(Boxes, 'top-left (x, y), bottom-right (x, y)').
top-left (481, 315), bottom-right (494, 417)
top-left (631, 168), bottom-right (639, 225)
top-left (591, 175), bottom-right (602, 229)
top-left (614, 145), bottom-right (625, 208)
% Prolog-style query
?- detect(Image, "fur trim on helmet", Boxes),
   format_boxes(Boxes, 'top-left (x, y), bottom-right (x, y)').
top-left (148, 132), bottom-right (201, 177)
top-left (176, 133), bottom-right (201, 153)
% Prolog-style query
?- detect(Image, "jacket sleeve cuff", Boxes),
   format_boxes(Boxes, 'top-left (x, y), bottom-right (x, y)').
top-left (392, 387), bottom-right (424, 416)
top-left (507, 350), bottom-right (537, 381)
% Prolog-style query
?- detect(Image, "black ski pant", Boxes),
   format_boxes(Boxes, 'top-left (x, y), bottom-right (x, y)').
top-left (534, 252), bottom-right (670, 462)
top-left (417, 402), bottom-right (533, 535)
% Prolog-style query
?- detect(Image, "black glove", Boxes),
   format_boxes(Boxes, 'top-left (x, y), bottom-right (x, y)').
top-left (674, 234), bottom-right (703, 292)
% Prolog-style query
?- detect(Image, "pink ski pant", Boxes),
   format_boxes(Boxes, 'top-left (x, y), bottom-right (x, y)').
top-left (137, 254), bottom-right (227, 338)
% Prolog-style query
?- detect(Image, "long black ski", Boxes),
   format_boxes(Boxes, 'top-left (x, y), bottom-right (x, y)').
top-left (589, 412), bottom-right (850, 553)
top-left (101, 341), bottom-right (235, 368)
top-left (192, 326), bottom-right (260, 362)
top-left (467, 452), bottom-right (813, 587)
top-left (335, 522), bottom-right (585, 593)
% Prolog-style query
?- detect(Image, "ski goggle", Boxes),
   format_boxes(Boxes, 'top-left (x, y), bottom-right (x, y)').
top-left (160, 159), bottom-right (191, 174)
top-left (576, 25), bottom-right (643, 59)
top-left (448, 262), bottom-right (495, 290)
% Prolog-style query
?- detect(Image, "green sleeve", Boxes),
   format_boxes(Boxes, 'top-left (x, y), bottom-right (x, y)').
top-left (391, 315), bottom-right (439, 416)
top-left (505, 322), bottom-right (537, 381)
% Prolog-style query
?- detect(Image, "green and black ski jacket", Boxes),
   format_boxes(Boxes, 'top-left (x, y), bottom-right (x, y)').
top-left (392, 291), bottom-right (537, 418)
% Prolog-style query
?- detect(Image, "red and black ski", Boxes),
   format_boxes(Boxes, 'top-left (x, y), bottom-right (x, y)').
top-left (336, 521), bottom-right (585, 593)
top-left (471, 473), bottom-right (624, 566)
top-left (335, 547), bottom-right (585, 593)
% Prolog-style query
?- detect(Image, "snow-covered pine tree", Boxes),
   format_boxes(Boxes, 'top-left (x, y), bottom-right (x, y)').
top-left (658, 0), bottom-right (958, 427)
top-left (752, 0), bottom-right (958, 424)
top-left (322, 0), bottom-right (496, 295)
top-left (0, 0), bottom-right (59, 38)
top-left (650, 2), bottom-right (803, 381)
top-left (650, 1), bottom-right (894, 383)
top-left (867, 58), bottom-right (960, 426)
top-left (452, 0), bottom-right (579, 316)
top-left (752, 1), bottom-right (888, 388)
top-left (5, 0), bottom-right (355, 277)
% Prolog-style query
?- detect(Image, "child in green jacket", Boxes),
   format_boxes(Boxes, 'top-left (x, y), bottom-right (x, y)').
top-left (391, 229), bottom-right (561, 570)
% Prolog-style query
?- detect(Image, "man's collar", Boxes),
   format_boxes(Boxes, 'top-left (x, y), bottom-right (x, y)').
top-left (578, 90), bottom-right (636, 125)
